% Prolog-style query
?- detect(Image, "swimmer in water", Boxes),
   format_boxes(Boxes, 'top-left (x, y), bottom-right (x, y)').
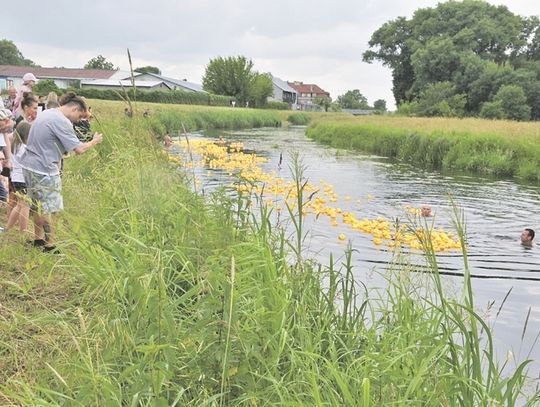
top-left (420, 205), bottom-right (432, 217)
top-left (520, 228), bottom-right (535, 247)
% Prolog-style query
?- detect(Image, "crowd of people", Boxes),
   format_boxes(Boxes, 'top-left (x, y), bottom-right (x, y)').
top-left (0, 73), bottom-right (102, 252)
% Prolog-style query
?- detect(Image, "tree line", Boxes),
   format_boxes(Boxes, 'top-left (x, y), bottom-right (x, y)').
top-left (363, 1), bottom-right (540, 120)
top-left (2, 39), bottom-right (391, 112)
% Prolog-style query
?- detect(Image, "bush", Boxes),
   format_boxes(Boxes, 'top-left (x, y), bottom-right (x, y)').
top-left (33, 79), bottom-right (61, 96)
top-left (287, 113), bottom-right (311, 125)
top-left (396, 101), bottom-right (419, 116)
top-left (70, 87), bottom-right (232, 107)
top-left (265, 101), bottom-right (290, 110)
top-left (493, 85), bottom-right (531, 121)
top-left (479, 101), bottom-right (504, 120)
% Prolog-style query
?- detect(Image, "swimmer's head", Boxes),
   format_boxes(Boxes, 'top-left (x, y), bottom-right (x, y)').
top-left (521, 228), bottom-right (535, 246)
top-left (420, 206), bottom-right (432, 217)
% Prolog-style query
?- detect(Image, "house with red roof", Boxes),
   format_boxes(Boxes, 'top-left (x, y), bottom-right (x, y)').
top-left (287, 81), bottom-right (330, 111)
top-left (0, 65), bottom-right (131, 90)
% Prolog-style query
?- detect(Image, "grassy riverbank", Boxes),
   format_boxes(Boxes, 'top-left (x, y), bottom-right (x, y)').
top-left (306, 116), bottom-right (540, 182)
top-left (0, 103), bottom-right (538, 405)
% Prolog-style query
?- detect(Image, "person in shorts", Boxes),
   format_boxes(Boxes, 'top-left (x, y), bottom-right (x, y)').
top-left (19, 92), bottom-right (103, 251)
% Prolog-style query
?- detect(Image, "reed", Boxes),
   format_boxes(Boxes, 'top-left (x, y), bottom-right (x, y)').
top-left (287, 112), bottom-right (312, 126)
top-left (306, 120), bottom-right (540, 182)
top-left (0, 103), bottom-right (538, 405)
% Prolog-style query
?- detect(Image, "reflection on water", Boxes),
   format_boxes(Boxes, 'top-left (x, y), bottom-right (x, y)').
top-left (184, 126), bottom-right (540, 375)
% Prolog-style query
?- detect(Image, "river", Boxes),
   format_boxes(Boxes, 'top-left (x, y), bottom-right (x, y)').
top-left (179, 125), bottom-right (540, 379)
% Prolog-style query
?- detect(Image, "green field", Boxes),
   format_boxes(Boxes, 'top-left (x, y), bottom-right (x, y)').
top-left (0, 102), bottom-right (538, 405)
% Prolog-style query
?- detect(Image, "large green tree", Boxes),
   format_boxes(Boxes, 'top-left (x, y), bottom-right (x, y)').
top-left (202, 56), bottom-right (273, 104)
top-left (135, 66), bottom-right (161, 75)
top-left (373, 99), bottom-right (387, 112)
top-left (0, 39), bottom-right (35, 66)
top-left (248, 73), bottom-right (274, 108)
top-left (363, 1), bottom-right (540, 120)
top-left (84, 55), bottom-right (115, 70)
top-left (336, 89), bottom-right (369, 109)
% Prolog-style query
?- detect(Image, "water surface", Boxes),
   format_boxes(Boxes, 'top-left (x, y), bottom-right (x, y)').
top-left (184, 126), bottom-right (540, 376)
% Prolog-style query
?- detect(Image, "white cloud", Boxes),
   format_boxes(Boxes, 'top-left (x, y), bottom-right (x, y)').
top-left (7, 0), bottom-right (540, 109)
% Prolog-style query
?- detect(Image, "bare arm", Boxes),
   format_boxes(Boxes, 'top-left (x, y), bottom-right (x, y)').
top-left (2, 133), bottom-right (12, 168)
top-left (73, 133), bottom-right (103, 155)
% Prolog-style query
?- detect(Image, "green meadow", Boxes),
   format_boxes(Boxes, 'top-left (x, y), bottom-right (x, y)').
top-left (0, 102), bottom-right (538, 405)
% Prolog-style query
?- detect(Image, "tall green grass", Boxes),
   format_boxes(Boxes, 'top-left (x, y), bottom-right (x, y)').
top-left (0, 106), bottom-right (538, 405)
top-left (306, 122), bottom-right (540, 182)
top-left (149, 109), bottom-right (281, 135)
top-left (287, 112), bottom-right (312, 126)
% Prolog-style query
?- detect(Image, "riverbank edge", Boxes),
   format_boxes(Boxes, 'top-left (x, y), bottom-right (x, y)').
top-left (306, 121), bottom-right (540, 182)
top-left (0, 103), bottom-right (537, 405)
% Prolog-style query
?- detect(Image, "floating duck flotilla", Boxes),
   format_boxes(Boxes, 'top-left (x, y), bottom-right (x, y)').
top-left (169, 139), bottom-right (462, 252)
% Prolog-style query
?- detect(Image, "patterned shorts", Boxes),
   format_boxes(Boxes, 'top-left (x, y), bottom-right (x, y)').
top-left (23, 169), bottom-right (63, 214)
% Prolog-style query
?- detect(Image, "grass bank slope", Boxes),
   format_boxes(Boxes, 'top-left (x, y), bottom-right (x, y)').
top-left (0, 102), bottom-right (537, 405)
top-left (306, 116), bottom-right (540, 182)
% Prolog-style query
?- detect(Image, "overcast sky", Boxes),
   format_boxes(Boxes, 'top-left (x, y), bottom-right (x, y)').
top-left (5, 0), bottom-right (539, 108)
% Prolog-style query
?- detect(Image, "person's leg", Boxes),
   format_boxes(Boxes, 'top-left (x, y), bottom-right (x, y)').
top-left (33, 211), bottom-right (46, 241)
top-left (43, 213), bottom-right (54, 246)
top-left (5, 195), bottom-right (20, 229)
top-left (19, 202), bottom-right (30, 233)
top-left (0, 180), bottom-right (7, 229)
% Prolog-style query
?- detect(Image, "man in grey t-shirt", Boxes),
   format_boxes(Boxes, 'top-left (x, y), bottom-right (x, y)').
top-left (20, 92), bottom-right (103, 251)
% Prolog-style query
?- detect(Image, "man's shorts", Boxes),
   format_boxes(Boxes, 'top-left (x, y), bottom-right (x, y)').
top-left (23, 169), bottom-right (63, 214)
top-left (12, 181), bottom-right (27, 195)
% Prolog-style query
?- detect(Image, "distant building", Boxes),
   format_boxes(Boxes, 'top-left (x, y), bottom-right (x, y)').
top-left (287, 81), bottom-right (330, 111)
top-left (0, 65), bottom-right (129, 90)
top-left (341, 108), bottom-right (374, 116)
top-left (0, 65), bottom-right (205, 93)
top-left (131, 72), bottom-right (206, 93)
top-left (268, 76), bottom-right (297, 107)
top-left (80, 79), bottom-right (172, 91)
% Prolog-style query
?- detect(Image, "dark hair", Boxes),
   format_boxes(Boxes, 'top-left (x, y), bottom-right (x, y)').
top-left (21, 92), bottom-right (38, 110)
top-left (59, 92), bottom-right (88, 111)
top-left (525, 228), bottom-right (535, 240)
top-left (11, 121), bottom-right (31, 154)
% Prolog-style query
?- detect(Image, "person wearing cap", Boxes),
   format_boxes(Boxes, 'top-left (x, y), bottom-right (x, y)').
top-left (13, 73), bottom-right (38, 117)
top-left (0, 108), bottom-right (15, 207)
top-left (19, 92), bottom-right (102, 251)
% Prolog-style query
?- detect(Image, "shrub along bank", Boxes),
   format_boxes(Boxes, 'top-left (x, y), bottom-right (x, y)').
top-left (306, 120), bottom-right (540, 182)
top-left (0, 103), bottom-right (537, 405)
top-left (74, 87), bottom-right (233, 107)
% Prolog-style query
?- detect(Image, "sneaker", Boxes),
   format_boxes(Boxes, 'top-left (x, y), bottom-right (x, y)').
top-left (42, 245), bottom-right (59, 254)
top-left (26, 239), bottom-right (46, 247)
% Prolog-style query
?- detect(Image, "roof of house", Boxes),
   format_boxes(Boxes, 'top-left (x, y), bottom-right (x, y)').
top-left (271, 76), bottom-right (297, 94)
top-left (131, 72), bottom-right (205, 92)
top-left (0, 65), bottom-right (120, 80)
top-left (287, 82), bottom-right (329, 96)
top-left (81, 79), bottom-right (172, 89)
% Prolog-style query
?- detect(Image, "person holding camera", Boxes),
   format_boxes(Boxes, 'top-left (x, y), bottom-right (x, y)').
top-left (19, 92), bottom-right (103, 251)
